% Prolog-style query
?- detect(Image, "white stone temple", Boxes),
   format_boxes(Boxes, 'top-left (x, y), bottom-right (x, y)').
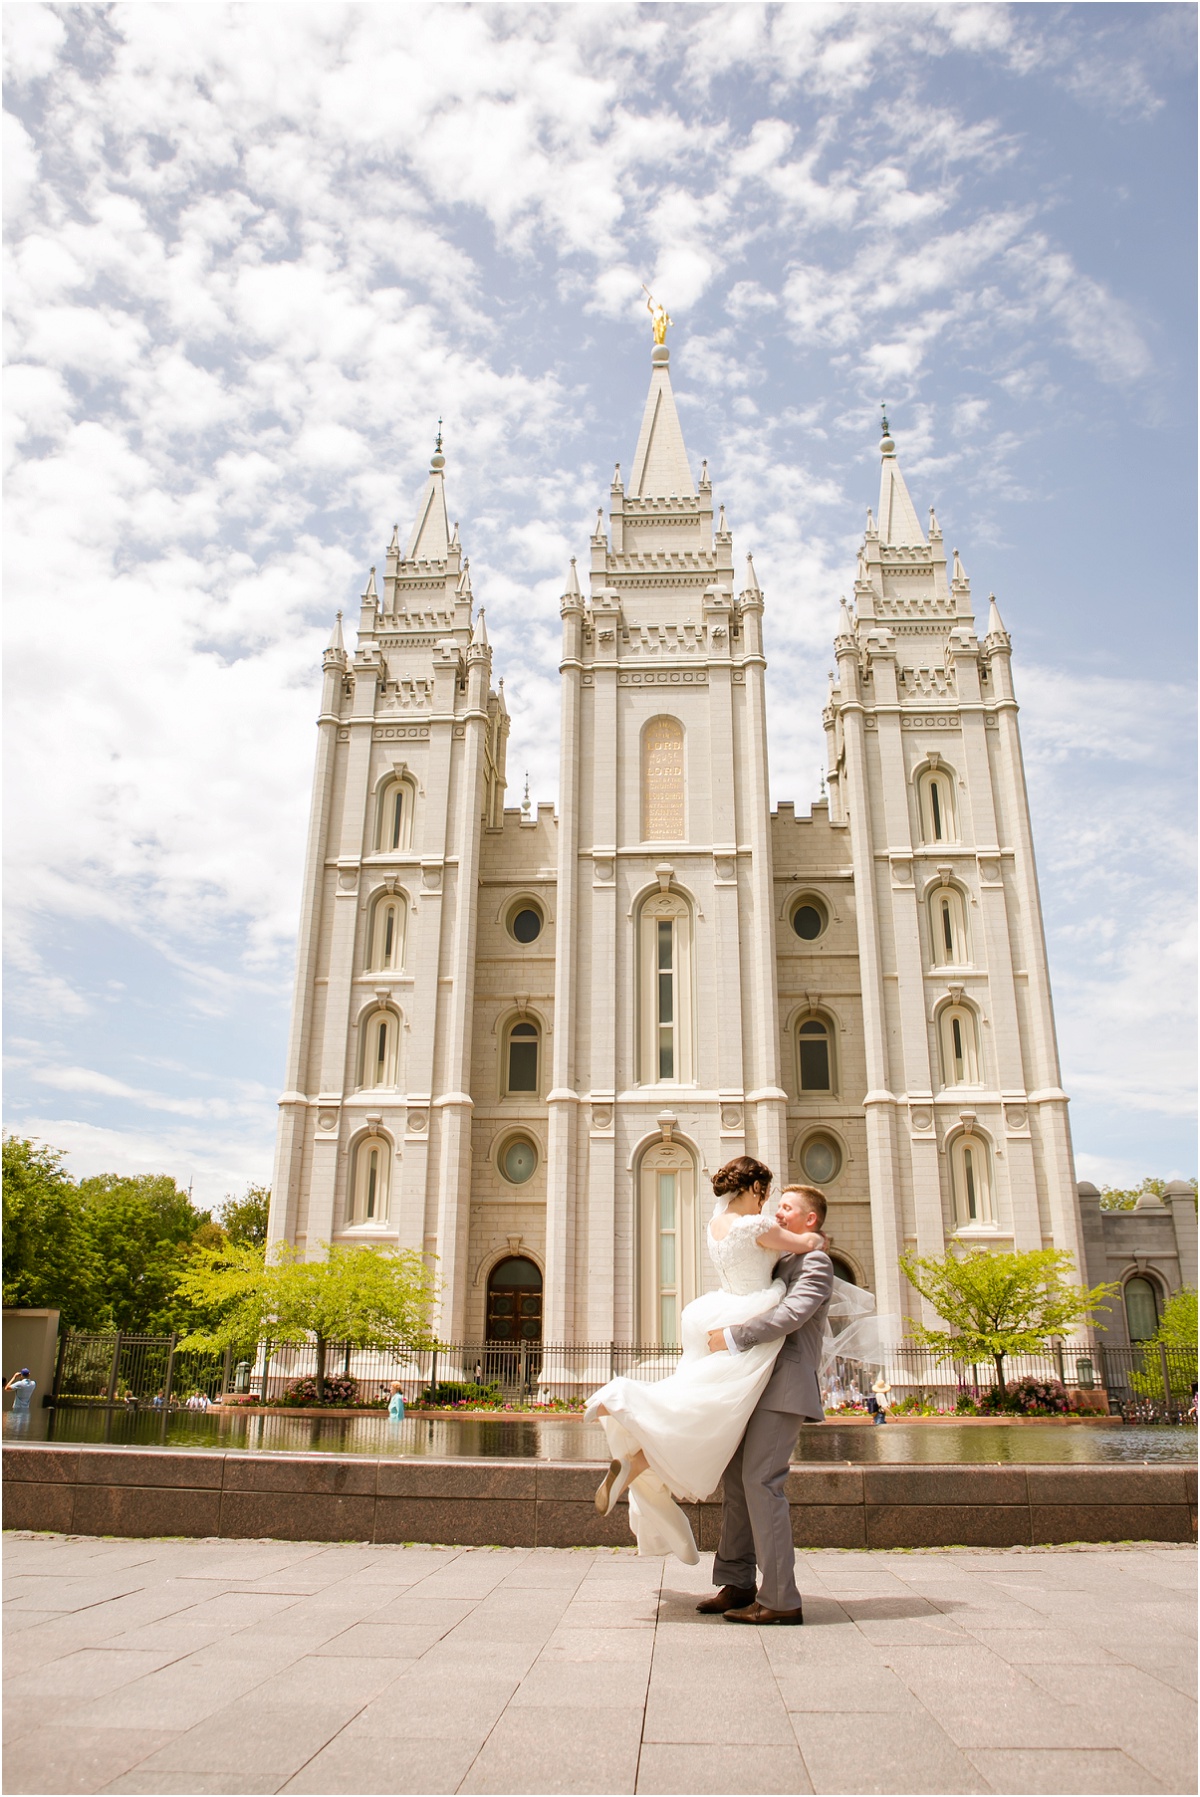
top-left (269, 337), bottom-right (1093, 1347)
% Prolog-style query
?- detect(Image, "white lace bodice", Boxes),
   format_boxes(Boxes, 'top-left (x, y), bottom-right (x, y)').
top-left (706, 1212), bottom-right (778, 1296)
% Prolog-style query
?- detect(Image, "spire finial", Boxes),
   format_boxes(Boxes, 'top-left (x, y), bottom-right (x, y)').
top-left (879, 404), bottom-right (895, 456)
top-left (522, 774), bottom-right (531, 817)
top-left (431, 418), bottom-right (445, 471)
top-left (642, 284), bottom-right (672, 346)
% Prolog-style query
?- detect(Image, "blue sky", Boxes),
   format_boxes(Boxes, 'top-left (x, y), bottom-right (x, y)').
top-left (4, 2), bottom-right (1195, 1204)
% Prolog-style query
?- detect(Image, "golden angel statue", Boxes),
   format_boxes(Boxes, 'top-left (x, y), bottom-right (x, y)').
top-left (642, 285), bottom-right (672, 345)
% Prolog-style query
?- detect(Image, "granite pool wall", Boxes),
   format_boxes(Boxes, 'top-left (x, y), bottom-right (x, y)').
top-left (4, 1444), bottom-right (1196, 1547)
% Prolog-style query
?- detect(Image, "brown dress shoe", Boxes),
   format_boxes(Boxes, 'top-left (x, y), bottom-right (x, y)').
top-left (724, 1600), bottom-right (804, 1625)
top-left (696, 1584), bottom-right (757, 1614)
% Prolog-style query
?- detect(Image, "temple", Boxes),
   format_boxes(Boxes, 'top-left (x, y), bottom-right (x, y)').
top-left (269, 338), bottom-right (1174, 1352)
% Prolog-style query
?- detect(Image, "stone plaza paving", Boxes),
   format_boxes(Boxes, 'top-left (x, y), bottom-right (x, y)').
top-left (2, 1534), bottom-right (1194, 1796)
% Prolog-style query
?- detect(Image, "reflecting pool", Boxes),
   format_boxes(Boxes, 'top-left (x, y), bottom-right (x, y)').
top-left (10, 1406), bottom-right (1196, 1463)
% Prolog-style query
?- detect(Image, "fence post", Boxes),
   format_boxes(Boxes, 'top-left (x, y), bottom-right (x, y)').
top-left (431, 1346), bottom-right (438, 1393)
top-left (50, 1327), bottom-right (69, 1408)
top-left (610, 1340), bottom-right (616, 1381)
top-left (1096, 1341), bottom-right (1111, 1407)
top-left (163, 1332), bottom-right (178, 1409)
top-left (221, 1346), bottom-right (232, 1397)
top-left (106, 1333), bottom-right (122, 1405)
top-left (1158, 1341), bottom-right (1172, 1418)
top-left (1052, 1338), bottom-right (1065, 1385)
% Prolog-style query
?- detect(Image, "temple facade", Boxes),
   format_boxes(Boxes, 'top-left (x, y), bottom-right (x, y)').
top-left (269, 339), bottom-right (1094, 1346)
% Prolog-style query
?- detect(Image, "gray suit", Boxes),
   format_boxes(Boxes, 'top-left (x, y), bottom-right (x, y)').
top-left (713, 1250), bottom-right (832, 1611)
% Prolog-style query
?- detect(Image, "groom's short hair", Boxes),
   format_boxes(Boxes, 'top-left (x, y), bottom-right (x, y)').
top-left (781, 1184), bottom-right (827, 1228)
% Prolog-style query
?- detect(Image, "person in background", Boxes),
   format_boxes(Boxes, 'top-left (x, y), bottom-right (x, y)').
top-left (869, 1374), bottom-right (891, 1424)
top-left (5, 1368), bottom-right (36, 1431)
top-left (474, 1359), bottom-right (484, 1385)
top-left (387, 1382), bottom-right (406, 1421)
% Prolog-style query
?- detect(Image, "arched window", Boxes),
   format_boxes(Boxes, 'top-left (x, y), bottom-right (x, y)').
top-left (348, 1134), bottom-right (391, 1226)
top-left (1124, 1276), bottom-right (1160, 1343)
top-left (375, 777), bottom-right (414, 854)
top-left (917, 766), bottom-right (958, 844)
top-left (359, 1008), bottom-right (399, 1089)
top-left (796, 1013), bottom-right (836, 1094)
top-left (950, 1132), bottom-right (993, 1228)
top-left (367, 891), bottom-right (407, 971)
top-left (829, 1256), bottom-right (857, 1286)
top-left (505, 1019), bottom-right (539, 1095)
top-left (638, 1141), bottom-right (698, 1344)
top-left (642, 716), bottom-right (685, 841)
top-left (938, 1004), bottom-right (981, 1087)
top-left (486, 1256), bottom-right (543, 1343)
top-left (930, 884), bottom-right (969, 967)
top-left (638, 890), bottom-right (693, 1084)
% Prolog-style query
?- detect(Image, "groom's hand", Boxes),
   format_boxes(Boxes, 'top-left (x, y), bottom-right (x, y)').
top-left (707, 1330), bottom-right (728, 1354)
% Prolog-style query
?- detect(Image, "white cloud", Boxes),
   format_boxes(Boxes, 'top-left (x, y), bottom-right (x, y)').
top-left (2, 0), bottom-right (1189, 1185)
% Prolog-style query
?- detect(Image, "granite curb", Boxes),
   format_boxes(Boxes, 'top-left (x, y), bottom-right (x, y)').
top-left (4, 1444), bottom-right (1195, 1547)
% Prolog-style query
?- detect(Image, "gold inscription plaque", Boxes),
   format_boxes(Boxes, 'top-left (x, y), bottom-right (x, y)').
top-left (642, 716), bottom-right (684, 840)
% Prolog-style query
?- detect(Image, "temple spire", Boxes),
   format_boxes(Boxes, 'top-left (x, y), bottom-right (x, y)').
top-left (628, 344), bottom-right (695, 499)
top-left (405, 424), bottom-right (451, 561)
top-left (876, 412), bottom-right (925, 548)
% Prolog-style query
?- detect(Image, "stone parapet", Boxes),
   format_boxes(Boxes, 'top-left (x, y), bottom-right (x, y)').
top-left (5, 1445), bottom-right (1194, 1549)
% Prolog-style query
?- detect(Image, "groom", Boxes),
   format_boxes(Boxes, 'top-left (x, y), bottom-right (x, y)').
top-left (701, 1185), bottom-right (832, 1625)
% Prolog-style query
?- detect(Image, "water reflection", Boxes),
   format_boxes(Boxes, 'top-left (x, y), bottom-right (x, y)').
top-left (11, 1407), bottom-right (1196, 1464)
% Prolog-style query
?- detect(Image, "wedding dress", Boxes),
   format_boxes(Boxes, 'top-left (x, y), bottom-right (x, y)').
top-left (585, 1211), bottom-right (789, 1559)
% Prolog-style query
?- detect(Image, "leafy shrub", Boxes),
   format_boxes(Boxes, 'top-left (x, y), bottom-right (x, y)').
top-left (1007, 1376), bottom-right (1070, 1415)
top-left (278, 1375), bottom-right (360, 1407)
top-left (888, 1394), bottom-right (942, 1416)
top-left (975, 1376), bottom-right (1070, 1416)
top-left (420, 1380), bottom-right (503, 1408)
top-left (221, 1393), bottom-right (257, 1406)
top-left (955, 1387), bottom-right (980, 1415)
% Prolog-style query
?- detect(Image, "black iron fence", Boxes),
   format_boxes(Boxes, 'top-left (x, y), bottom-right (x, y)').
top-left (47, 1331), bottom-right (1197, 1421)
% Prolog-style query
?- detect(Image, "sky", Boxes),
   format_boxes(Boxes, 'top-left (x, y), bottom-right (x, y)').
top-left (4, 1), bottom-right (1196, 1207)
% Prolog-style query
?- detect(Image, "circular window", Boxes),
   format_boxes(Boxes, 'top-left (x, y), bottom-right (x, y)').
top-left (800, 1133), bottom-right (842, 1184)
top-left (500, 1137), bottom-right (538, 1184)
top-left (791, 896), bottom-right (828, 940)
top-left (510, 905), bottom-right (542, 944)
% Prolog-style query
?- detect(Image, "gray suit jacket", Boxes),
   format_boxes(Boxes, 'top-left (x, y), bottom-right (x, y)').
top-left (727, 1250), bottom-right (832, 1420)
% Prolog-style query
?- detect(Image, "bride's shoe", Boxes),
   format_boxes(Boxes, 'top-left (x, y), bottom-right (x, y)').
top-left (594, 1457), bottom-right (635, 1516)
top-left (628, 1473), bottom-right (700, 1565)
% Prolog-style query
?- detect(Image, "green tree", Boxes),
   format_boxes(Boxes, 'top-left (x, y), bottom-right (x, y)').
top-left (899, 1247), bottom-right (1117, 1396)
top-left (77, 1173), bottom-right (212, 1333)
top-left (218, 1185), bottom-right (271, 1249)
top-left (1129, 1287), bottom-right (1198, 1405)
top-left (1098, 1177), bottom-right (1168, 1212)
top-left (1, 1136), bottom-right (102, 1326)
top-left (176, 1241), bottom-right (438, 1400)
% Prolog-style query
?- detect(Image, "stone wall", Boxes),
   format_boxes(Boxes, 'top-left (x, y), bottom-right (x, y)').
top-left (6, 1445), bottom-right (1194, 1549)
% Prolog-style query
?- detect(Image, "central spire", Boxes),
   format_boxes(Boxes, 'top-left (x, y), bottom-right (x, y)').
top-left (405, 426), bottom-right (451, 561)
top-left (876, 412), bottom-right (925, 548)
top-left (628, 345), bottom-right (696, 500)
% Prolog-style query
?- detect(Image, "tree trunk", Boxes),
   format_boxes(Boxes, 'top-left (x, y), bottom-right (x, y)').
top-left (315, 1336), bottom-right (327, 1403)
top-left (993, 1351), bottom-right (1007, 1399)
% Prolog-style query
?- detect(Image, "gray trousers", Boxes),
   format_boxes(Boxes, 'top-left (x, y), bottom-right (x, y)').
top-left (713, 1406), bottom-right (801, 1611)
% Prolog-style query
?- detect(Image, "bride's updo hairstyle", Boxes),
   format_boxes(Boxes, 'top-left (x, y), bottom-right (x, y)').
top-left (711, 1155), bottom-right (773, 1201)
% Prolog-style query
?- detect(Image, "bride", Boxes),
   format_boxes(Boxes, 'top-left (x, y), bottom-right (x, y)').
top-left (585, 1155), bottom-right (833, 1565)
